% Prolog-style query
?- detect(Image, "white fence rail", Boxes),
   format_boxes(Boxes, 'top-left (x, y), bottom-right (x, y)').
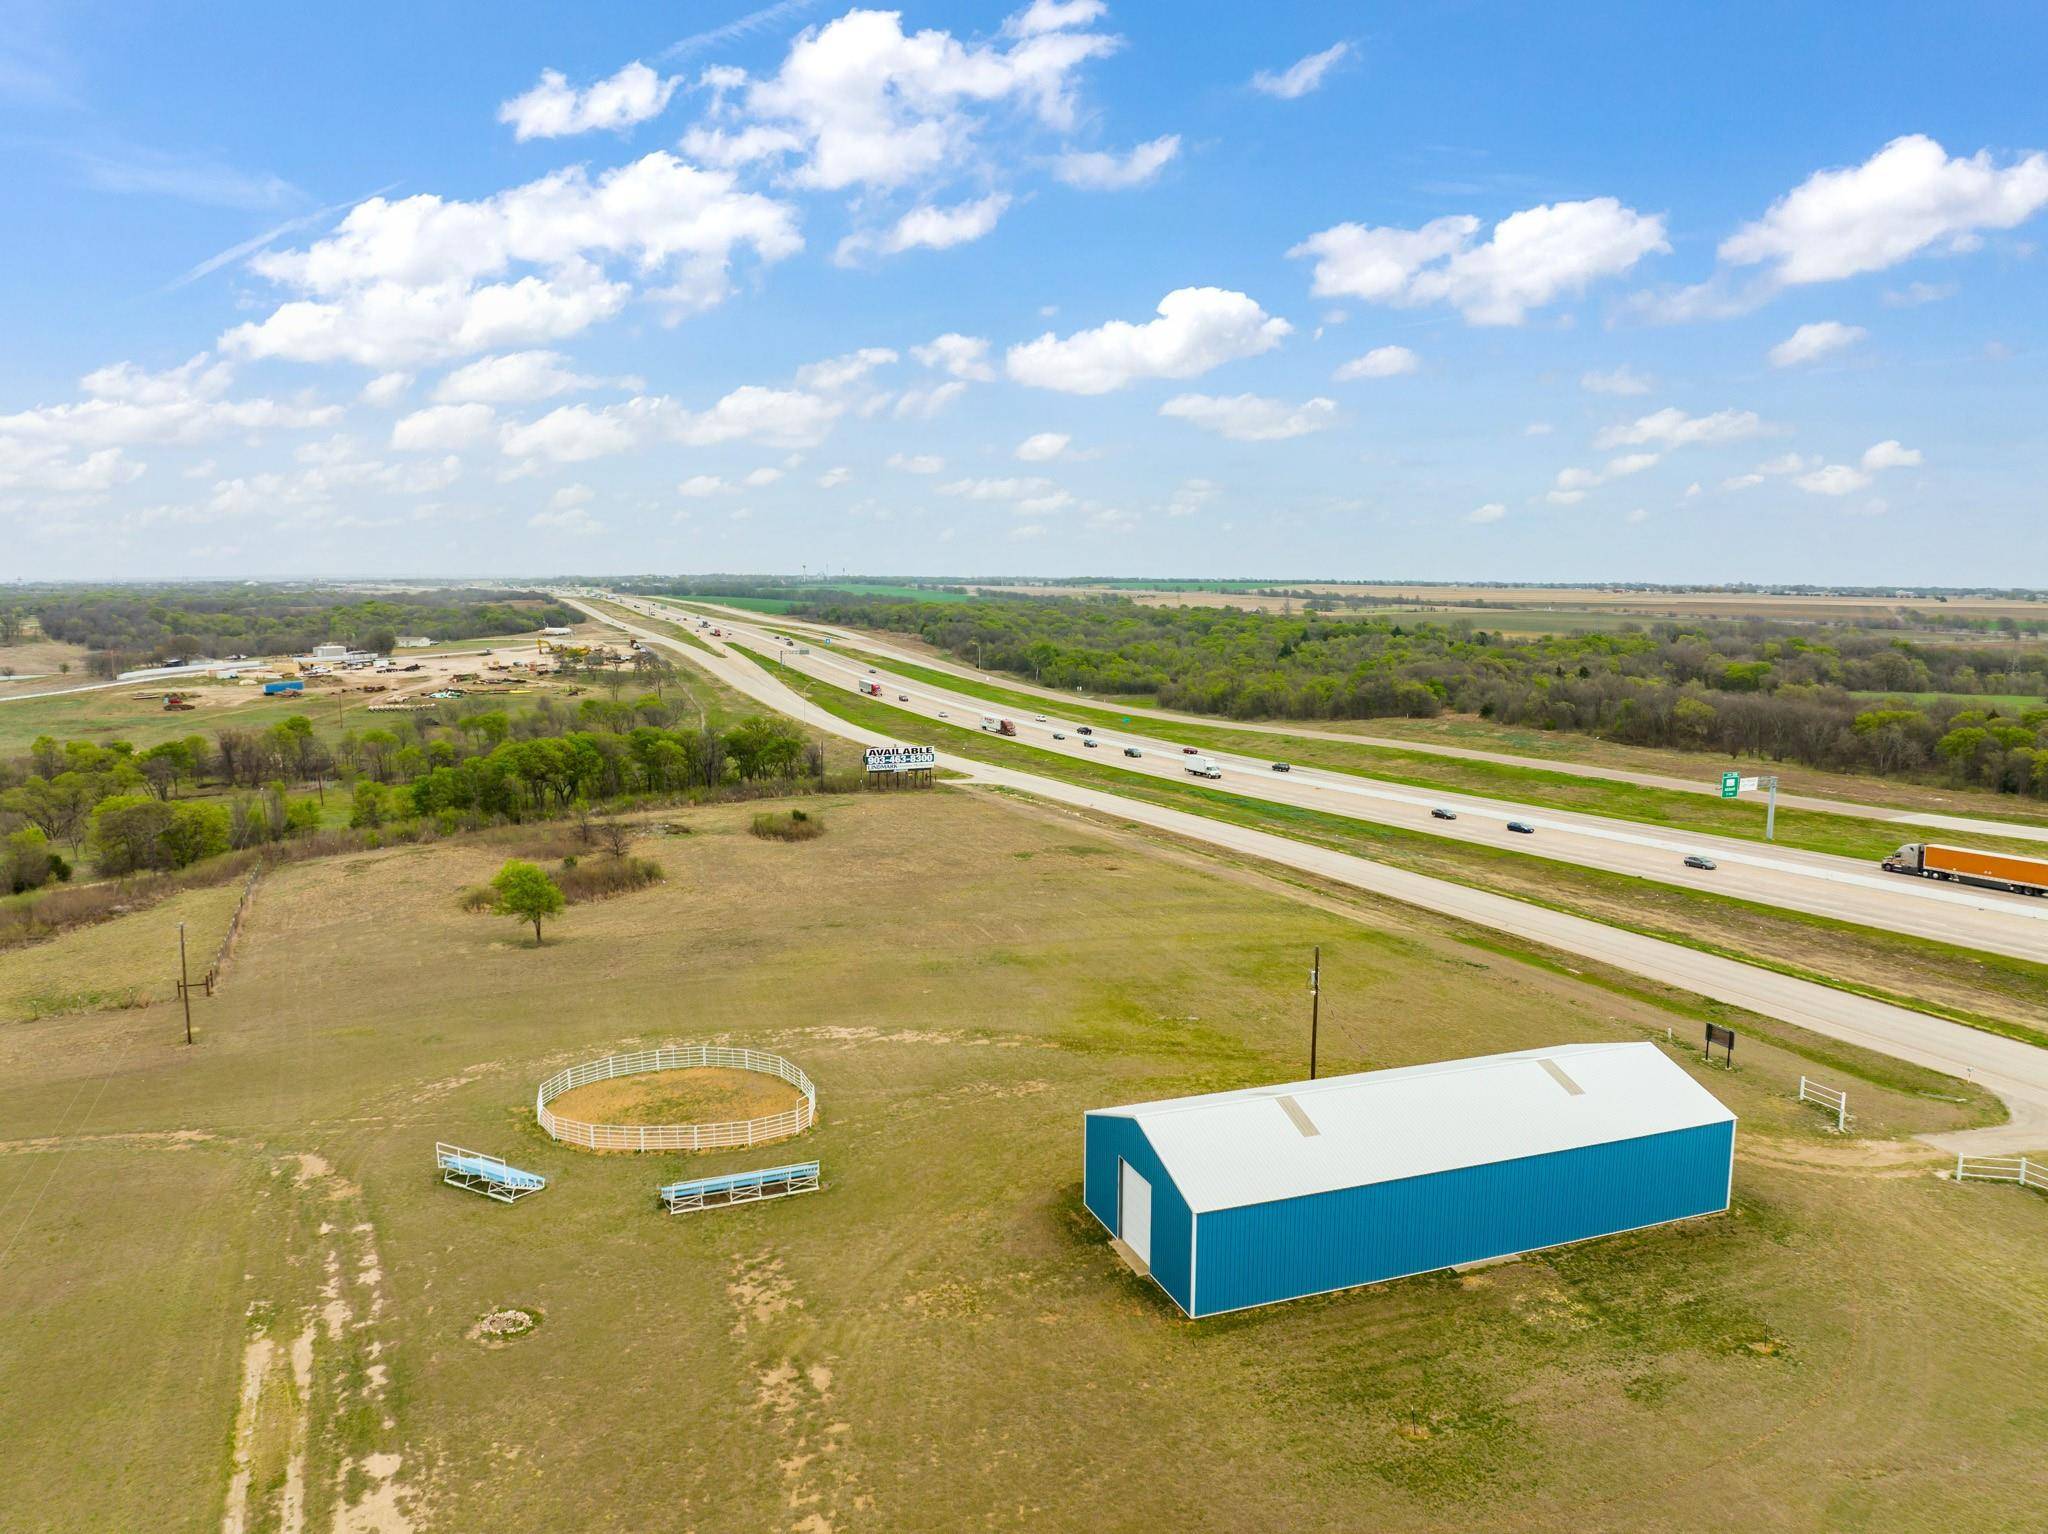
top-left (1797, 1076), bottom-right (1848, 1133)
top-left (536, 1045), bottom-right (816, 1152)
top-left (1954, 1154), bottom-right (2048, 1194)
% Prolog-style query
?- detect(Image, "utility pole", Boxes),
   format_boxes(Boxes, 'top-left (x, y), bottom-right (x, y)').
top-left (177, 921), bottom-right (193, 1046)
top-left (1308, 945), bottom-right (1321, 1080)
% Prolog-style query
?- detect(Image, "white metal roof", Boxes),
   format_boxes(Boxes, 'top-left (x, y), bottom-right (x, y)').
top-left (1089, 1042), bottom-right (1734, 1214)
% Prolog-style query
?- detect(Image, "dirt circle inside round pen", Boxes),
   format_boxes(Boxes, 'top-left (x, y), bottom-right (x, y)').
top-left (547, 1066), bottom-right (804, 1127)
top-left (535, 1046), bottom-right (818, 1152)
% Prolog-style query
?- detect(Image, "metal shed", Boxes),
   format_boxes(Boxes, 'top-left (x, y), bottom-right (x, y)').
top-left (1083, 1042), bottom-right (1735, 1318)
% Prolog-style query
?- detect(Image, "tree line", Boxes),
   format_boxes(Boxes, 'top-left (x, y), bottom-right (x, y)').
top-left (742, 590), bottom-right (2048, 798)
top-left (0, 583), bottom-right (578, 676)
top-left (1, 689), bottom-right (825, 894)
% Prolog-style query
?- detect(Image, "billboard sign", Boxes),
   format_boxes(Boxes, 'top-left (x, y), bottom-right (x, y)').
top-left (865, 745), bottom-right (936, 773)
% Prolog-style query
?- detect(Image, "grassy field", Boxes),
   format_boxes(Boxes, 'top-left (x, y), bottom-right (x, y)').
top-left (0, 879), bottom-right (246, 1022)
top-left (4, 788), bottom-right (2044, 1532)
top-left (744, 648), bottom-right (2048, 1040)
top-left (797, 643), bottom-right (2048, 861)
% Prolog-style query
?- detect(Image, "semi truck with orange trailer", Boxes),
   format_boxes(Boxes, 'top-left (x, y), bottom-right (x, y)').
top-left (1881, 843), bottom-right (2048, 896)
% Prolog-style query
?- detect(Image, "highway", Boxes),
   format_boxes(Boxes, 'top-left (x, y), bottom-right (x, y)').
top-left (571, 594), bottom-right (2048, 1154)
top-left (666, 595), bottom-right (2048, 848)
top-left (603, 596), bottom-right (2048, 964)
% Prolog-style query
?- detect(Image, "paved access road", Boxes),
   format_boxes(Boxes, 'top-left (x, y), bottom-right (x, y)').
top-left (608, 597), bottom-right (2048, 964)
top-left (668, 596), bottom-right (2048, 849)
top-left (573, 595), bottom-right (2048, 1154)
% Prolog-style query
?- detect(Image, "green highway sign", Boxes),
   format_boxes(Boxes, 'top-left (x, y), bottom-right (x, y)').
top-left (1720, 771), bottom-right (1741, 799)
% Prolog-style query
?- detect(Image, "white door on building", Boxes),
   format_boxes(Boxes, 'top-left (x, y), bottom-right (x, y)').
top-left (1119, 1160), bottom-right (1153, 1266)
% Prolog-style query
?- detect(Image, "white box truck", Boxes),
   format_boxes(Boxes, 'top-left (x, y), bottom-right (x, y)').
top-left (1183, 755), bottom-right (1223, 779)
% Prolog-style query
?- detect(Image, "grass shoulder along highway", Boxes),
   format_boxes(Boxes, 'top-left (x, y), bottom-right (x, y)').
top-left (784, 638), bottom-right (2048, 862)
top-left (4, 788), bottom-right (2041, 1532)
top-left (737, 644), bottom-right (2048, 1047)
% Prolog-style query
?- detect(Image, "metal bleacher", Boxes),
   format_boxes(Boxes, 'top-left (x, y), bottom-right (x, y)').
top-left (436, 1142), bottom-right (548, 1204)
top-left (659, 1160), bottom-right (820, 1214)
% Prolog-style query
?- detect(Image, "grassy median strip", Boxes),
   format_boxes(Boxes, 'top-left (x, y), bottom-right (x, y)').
top-left (798, 642), bottom-right (2048, 863)
top-left (737, 643), bottom-right (2048, 1049)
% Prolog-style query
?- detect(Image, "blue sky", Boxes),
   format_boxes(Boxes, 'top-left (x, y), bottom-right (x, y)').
top-left (2, 0), bottom-right (2043, 584)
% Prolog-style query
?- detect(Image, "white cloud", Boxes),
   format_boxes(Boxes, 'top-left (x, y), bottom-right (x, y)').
top-left (1720, 134), bottom-right (2048, 286)
top-left (1250, 42), bottom-right (1350, 100)
top-left (743, 465), bottom-right (784, 487)
top-left (1008, 0), bottom-right (1106, 36)
top-left (360, 371), bottom-right (412, 408)
top-left (1795, 463), bottom-right (1871, 496)
top-left (1883, 280), bottom-right (1956, 307)
top-left (1165, 477), bottom-right (1219, 516)
top-left (1158, 393), bottom-right (1338, 441)
top-left (1720, 473), bottom-right (1764, 491)
top-left (1006, 287), bottom-right (1290, 394)
top-left (498, 403), bottom-right (638, 462)
top-left (699, 7), bottom-right (1118, 193)
top-left (1333, 344), bottom-right (1419, 381)
top-left (1291, 199), bottom-right (1668, 325)
top-left (816, 465), bottom-right (852, 488)
top-left (1625, 507), bottom-right (1650, 524)
top-left (390, 402), bottom-right (497, 451)
top-left (660, 387), bottom-right (836, 449)
top-left (528, 503), bottom-right (603, 534)
top-left (910, 332), bottom-right (996, 381)
top-left (1524, 421), bottom-right (1554, 437)
top-left (1604, 452), bottom-right (1661, 478)
top-left (550, 483), bottom-right (595, 510)
top-left (498, 61), bottom-right (679, 141)
top-left (1015, 431), bottom-right (1070, 461)
top-left (434, 349), bottom-right (602, 404)
top-left (933, 475), bottom-right (1048, 499)
top-left (1580, 364), bottom-right (1653, 395)
top-left (887, 452), bottom-right (944, 473)
top-left (1054, 134), bottom-right (1180, 190)
top-left (0, 442), bottom-right (144, 495)
top-left (893, 381), bottom-right (968, 419)
top-left (1467, 501), bottom-right (1506, 523)
top-left (223, 153), bottom-right (800, 366)
top-left (677, 474), bottom-right (734, 497)
top-left (1595, 407), bottom-right (1769, 450)
top-left (1767, 321), bottom-right (1867, 368)
top-left (1755, 451), bottom-right (1812, 475)
top-left (838, 194), bottom-right (1011, 263)
top-left (0, 355), bottom-right (338, 452)
top-left (795, 347), bottom-right (899, 391)
top-left (1861, 439), bottom-right (1923, 471)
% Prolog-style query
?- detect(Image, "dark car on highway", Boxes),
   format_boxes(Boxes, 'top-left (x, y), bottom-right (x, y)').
top-left (1123, 747), bottom-right (1142, 758)
top-left (1431, 807), bottom-right (1457, 820)
top-left (1506, 821), bottom-right (1535, 834)
top-left (1076, 726), bottom-right (1093, 735)
top-left (1684, 854), bottom-right (1718, 870)
top-left (1270, 762), bottom-right (1291, 772)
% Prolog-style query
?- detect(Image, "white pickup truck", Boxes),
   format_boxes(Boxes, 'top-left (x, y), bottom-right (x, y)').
top-left (1183, 755), bottom-right (1223, 780)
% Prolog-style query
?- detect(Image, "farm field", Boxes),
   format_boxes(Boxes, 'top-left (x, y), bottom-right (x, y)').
top-left (5, 790), bottom-right (2044, 1532)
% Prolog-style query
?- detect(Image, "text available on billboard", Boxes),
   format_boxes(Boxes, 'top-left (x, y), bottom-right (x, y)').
top-left (866, 745), bottom-right (936, 773)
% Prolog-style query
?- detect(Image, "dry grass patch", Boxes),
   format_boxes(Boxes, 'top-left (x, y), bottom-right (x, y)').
top-left (751, 807), bottom-right (825, 841)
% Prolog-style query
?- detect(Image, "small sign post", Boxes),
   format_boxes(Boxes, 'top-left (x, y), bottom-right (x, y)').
top-left (1720, 771), bottom-right (1741, 799)
top-left (1308, 945), bottom-right (1321, 1081)
top-left (1704, 1022), bottom-right (1736, 1068)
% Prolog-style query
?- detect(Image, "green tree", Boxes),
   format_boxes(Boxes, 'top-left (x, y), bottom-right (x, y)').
top-left (490, 859), bottom-right (565, 945)
top-left (349, 780), bottom-right (391, 829)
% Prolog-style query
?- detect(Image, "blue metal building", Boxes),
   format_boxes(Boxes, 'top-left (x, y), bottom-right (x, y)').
top-left (1083, 1042), bottom-right (1734, 1317)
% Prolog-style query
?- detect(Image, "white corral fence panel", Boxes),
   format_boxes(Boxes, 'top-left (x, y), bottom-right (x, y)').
top-left (1955, 1154), bottom-right (2048, 1193)
top-left (1797, 1076), bottom-right (1848, 1133)
top-left (536, 1045), bottom-right (817, 1152)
